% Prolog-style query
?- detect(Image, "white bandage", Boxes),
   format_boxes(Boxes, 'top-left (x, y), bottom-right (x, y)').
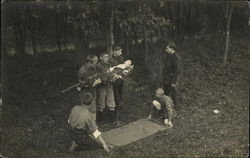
top-left (152, 100), bottom-right (161, 110)
top-left (164, 119), bottom-right (169, 125)
top-left (92, 129), bottom-right (101, 138)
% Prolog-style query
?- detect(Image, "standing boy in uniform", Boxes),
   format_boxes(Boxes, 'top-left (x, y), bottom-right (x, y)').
top-left (162, 42), bottom-right (182, 110)
top-left (95, 53), bottom-right (116, 123)
top-left (77, 54), bottom-right (99, 115)
top-left (110, 46), bottom-right (125, 123)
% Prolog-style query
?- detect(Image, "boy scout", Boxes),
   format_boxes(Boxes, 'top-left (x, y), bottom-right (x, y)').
top-left (110, 46), bottom-right (125, 123)
top-left (77, 54), bottom-right (99, 114)
top-left (163, 42), bottom-right (182, 110)
top-left (68, 92), bottom-right (109, 152)
top-left (148, 88), bottom-right (176, 127)
top-left (95, 53), bottom-right (116, 123)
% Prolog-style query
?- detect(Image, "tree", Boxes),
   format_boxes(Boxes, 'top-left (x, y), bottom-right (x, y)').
top-left (222, 1), bottom-right (235, 65)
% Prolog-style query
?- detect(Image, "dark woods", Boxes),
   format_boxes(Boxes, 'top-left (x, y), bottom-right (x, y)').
top-left (1, 0), bottom-right (249, 88)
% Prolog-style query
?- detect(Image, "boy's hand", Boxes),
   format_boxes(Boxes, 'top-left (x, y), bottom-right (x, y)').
top-left (76, 86), bottom-right (81, 91)
top-left (167, 121), bottom-right (173, 127)
top-left (147, 115), bottom-right (152, 120)
top-left (93, 78), bottom-right (102, 87)
top-left (103, 144), bottom-right (110, 152)
top-left (164, 119), bottom-right (173, 127)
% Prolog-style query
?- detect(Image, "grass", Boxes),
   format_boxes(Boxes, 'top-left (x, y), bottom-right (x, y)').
top-left (1, 39), bottom-right (249, 157)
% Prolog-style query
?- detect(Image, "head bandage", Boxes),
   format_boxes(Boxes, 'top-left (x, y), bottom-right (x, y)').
top-left (124, 60), bottom-right (132, 66)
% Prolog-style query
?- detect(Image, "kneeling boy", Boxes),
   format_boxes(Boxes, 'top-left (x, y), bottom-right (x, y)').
top-left (148, 88), bottom-right (176, 127)
top-left (68, 92), bottom-right (109, 152)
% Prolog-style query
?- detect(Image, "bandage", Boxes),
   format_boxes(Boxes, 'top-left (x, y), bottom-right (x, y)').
top-left (152, 100), bottom-right (161, 110)
top-left (164, 119), bottom-right (169, 125)
top-left (92, 129), bottom-right (101, 138)
top-left (124, 60), bottom-right (132, 66)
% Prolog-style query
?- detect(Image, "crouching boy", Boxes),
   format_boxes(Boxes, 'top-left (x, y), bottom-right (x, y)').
top-left (68, 92), bottom-right (109, 152)
top-left (148, 88), bottom-right (176, 127)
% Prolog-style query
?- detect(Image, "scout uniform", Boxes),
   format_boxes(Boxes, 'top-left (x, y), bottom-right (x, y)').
top-left (150, 94), bottom-right (176, 127)
top-left (68, 94), bottom-right (102, 150)
top-left (110, 55), bottom-right (125, 107)
top-left (95, 60), bottom-right (116, 122)
top-left (78, 62), bottom-right (97, 114)
top-left (163, 51), bottom-right (182, 110)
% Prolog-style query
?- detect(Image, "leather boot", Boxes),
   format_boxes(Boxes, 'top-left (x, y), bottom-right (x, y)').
top-left (96, 111), bottom-right (103, 123)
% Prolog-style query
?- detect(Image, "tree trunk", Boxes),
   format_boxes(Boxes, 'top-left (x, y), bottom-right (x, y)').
top-left (125, 35), bottom-right (130, 56)
top-left (63, 10), bottom-right (68, 50)
top-left (23, 7), bottom-right (28, 54)
top-left (176, 1), bottom-right (180, 44)
top-left (222, 2), bottom-right (235, 65)
top-left (72, 12), bottom-right (85, 67)
top-left (15, 7), bottom-right (26, 55)
top-left (55, 9), bottom-right (61, 52)
top-left (144, 30), bottom-right (149, 64)
top-left (247, 1), bottom-right (250, 34)
top-left (186, 1), bottom-right (191, 35)
top-left (27, 7), bottom-right (37, 55)
top-left (107, 9), bottom-right (114, 55)
top-left (167, 2), bottom-right (174, 38)
top-left (13, 13), bottom-right (19, 55)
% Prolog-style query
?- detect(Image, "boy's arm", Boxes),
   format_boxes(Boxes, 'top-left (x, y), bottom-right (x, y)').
top-left (87, 117), bottom-right (110, 152)
top-left (165, 104), bottom-right (173, 122)
top-left (148, 102), bottom-right (157, 119)
top-left (96, 134), bottom-right (110, 152)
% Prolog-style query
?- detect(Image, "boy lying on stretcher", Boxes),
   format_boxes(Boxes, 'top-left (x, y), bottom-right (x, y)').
top-left (148, 88), bottom-right (177, 127)
top-left (91, 60), bottom-right (134, 87)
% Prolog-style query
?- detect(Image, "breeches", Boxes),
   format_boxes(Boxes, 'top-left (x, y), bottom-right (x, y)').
top-left (69, 128), bottom-right (101, 149)
top-left (96, 84), bottom-right (116, 111)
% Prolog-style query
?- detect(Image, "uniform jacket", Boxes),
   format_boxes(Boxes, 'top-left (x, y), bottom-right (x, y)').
top-left (68, 105), bottom-right (98, 134)
top-left (163, 52), bottom-right (182, 85)
top-left (78, 62), bottom-right (97, 81)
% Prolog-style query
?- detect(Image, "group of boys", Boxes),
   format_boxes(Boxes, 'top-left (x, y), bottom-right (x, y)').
top-left (77, 46), bottom-right (126, 124)
top-left (67, 46), bottom-right (127, 152)
top-left (67, 42), bottom-right (182, 152)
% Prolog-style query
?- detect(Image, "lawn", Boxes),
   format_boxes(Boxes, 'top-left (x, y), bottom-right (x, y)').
top-left (1, 39), bottom-right (249, 158)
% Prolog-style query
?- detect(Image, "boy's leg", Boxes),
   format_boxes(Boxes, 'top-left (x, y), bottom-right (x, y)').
top-left (170, 86), bottom-right (178, 110)
top-left (96, 86), bottom-right (107, 123)
top-left (113, 82), bottom-right (119, 107)
top-left (68, 128), bottom-right (86, 151)
top-left (113, 80), bottom-right (124, 123)
top-left (106, 84), bottom-right (116, 122)
top-left (69, 128), bottom-right (102, 151)
top-left (165, 104), bottom-right (173, 127)
top-left (115, 79), bottom-right (124, 106)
